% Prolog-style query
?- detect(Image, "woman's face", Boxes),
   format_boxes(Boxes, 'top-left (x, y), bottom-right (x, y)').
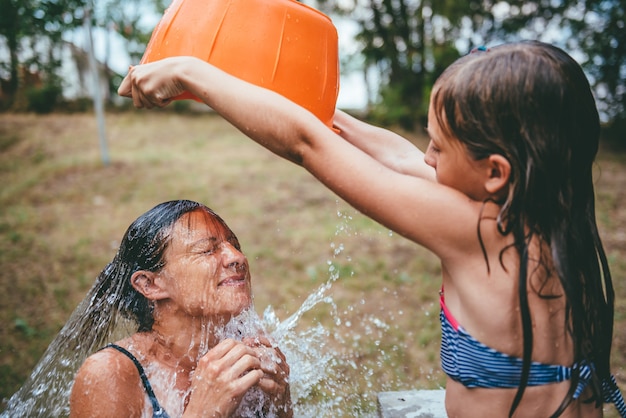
top-left (157, 209), bottom-right (252, 320)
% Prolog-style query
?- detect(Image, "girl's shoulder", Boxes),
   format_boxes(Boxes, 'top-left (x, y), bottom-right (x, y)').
top-left (433, 198), bottom-right (510, 267)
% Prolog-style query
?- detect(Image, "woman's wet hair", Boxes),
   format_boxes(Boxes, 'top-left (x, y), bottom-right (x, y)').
top-left (2, 202), bottom-right (240, 414)
top-left (81, 200), bottom-right (237, 342)
top-left (431, 41), bottom-right (614, 417)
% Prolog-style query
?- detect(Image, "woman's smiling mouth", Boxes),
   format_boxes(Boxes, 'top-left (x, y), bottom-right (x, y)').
top-left (218, 275), bottom-right (246, 286)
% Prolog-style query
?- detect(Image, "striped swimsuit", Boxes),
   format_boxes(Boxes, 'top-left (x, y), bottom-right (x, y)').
top-left (439, 292), bottom-right (626, 416)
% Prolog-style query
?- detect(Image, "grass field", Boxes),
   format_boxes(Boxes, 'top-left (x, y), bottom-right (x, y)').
top-left (0, 111), bottom-right (624, 416)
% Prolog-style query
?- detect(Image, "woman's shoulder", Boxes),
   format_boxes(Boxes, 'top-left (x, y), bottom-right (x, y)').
top-left (70, 343), bottom-right (146, 416)
top-left (74, 344), bottom-right (144, 390)
top-left (83, 344), bottom-right (139, 371)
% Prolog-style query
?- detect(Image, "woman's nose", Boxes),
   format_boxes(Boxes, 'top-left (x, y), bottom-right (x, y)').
top-left (222, 243), bottom-right (246, 268)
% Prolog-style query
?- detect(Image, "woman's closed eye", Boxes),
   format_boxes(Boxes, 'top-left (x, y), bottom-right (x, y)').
top-left (190, 238), bottom-right (219, 255)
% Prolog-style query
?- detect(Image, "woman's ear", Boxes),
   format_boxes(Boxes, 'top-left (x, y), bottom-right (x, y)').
top-left (484, 154), bottom-right (511, 198)
top-left (131, 270), bottom-right (169, 301)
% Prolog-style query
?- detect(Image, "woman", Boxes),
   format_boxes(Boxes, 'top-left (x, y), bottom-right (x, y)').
top-left (70, 200), bottom-right (292, 417)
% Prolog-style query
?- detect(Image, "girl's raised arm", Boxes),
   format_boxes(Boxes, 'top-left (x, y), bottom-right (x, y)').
top-left (333, 109), bottom-right (436, 180)
top-left (118, 57), bottom-right (480, 261)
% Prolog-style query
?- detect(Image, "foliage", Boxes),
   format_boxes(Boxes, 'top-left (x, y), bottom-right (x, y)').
top-left (339, 0), bottom-right (472, 128)
top-left (0, 0), bottom-right (86, 107)
top-left (484, 0), bottom-right (626, 139)
top-left (319, 0), bottom-right (625, 136)
top-left (94, 0), bottom-right (169, 65)
top-left (0, 0), bottom-right (168, 110)
top-left (26, 83), bottom-right (62, 114)
top-left (321, 0), bottom-right (501, 128)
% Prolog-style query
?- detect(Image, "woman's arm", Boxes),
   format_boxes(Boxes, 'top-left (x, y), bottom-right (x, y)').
top-left (333, 109), bottom-right (435, 180)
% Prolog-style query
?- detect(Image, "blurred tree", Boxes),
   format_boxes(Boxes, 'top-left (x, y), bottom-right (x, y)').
top-left (91, 0), bottom-right (169, 100)
top-left (0, 0), bottom-right (168, 109)
top-left (319, 0), bottom-right (624, 138)
top-left (0, 0), bottom-right (25, 98)
top-left (319, 0), bottom-right (494, 129)
top-left (0, 0), bottom-right (86, 109)
top-left (95, 0), bottom-right (168, 64)
top-left (489, 0), bottom-right (625, 141)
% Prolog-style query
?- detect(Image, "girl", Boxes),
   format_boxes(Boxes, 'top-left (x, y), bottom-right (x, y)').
top-left (118, 41), bottom-right (624, 417)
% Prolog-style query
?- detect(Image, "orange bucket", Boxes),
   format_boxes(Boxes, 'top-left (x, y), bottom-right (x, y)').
top-left (140, 0), bottom-right (340, 128)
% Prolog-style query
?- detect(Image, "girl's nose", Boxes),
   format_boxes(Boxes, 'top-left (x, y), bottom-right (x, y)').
top-left (424, 142), bottom-right (436, 168)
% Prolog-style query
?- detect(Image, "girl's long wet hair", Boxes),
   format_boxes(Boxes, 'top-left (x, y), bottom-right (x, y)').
top-left (432, 41), bottom-right (615, 416)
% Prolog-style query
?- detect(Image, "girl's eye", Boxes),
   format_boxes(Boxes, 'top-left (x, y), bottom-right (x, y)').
top-left (428, 141), bottom-right (440, 154)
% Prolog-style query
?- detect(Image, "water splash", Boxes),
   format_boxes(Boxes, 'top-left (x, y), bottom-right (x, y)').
top-left (213, 283), bottom-right (340, 417)
top-left (2, 208), bottom-right (396, 417)
top-left (0, 277), bottom-right (370, 417)
top-left (1, 290), bottom-right (137, 418)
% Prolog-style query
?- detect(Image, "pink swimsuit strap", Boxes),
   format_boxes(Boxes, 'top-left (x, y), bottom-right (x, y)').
top-left (439, 286), bottom-right (460, 331)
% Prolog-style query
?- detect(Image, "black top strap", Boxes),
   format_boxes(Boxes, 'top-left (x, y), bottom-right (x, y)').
top-left (102, 344), bottom-right (170, 418)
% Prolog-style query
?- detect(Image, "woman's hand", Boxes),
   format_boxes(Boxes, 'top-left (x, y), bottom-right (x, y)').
top-left (118, 57), bottom-right (193, 109)
top-left (183, 339), bottom-right (264, 418)
top-left (244, 336), bottom-right (293, 418)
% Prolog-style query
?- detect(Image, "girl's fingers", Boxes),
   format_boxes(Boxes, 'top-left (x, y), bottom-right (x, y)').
top-left (131, 85), bottom-right (144, 109)
top-left (117, 76), bottom-right (131, 97)
top-left (118, 66), bottom-right (136, 98)
top-left (118, 60), bottom-right (184, 107)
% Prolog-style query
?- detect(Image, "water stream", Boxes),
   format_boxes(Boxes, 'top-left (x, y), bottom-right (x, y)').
top-left (1, 210), bottom-right (394, 417)
top-left (1, 277), bottom-right (385, 418)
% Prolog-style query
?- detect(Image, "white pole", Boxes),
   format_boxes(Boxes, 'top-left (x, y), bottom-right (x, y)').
top-left (84, 3), bottom-right (110, 166)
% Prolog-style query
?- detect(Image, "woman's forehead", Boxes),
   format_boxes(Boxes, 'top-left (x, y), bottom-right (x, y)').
top-left (171, 210), bottom-right (231, 243)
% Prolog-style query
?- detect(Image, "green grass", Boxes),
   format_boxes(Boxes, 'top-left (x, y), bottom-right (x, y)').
top-left (0, 112), bottom-right (625, 416)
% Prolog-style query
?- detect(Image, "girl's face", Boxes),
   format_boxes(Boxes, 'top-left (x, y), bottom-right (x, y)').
top-left (157, 209), bottom-right (252, 320)
top-left (424, 98), bottom-right (492, 201)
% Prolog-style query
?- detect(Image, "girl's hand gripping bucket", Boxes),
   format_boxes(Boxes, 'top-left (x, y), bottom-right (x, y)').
top-left (140, 0), bottom-right (340, 129)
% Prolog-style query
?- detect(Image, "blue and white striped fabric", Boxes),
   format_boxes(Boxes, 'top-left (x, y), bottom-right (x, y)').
top-left (439, 302), bottom-right (626, 416)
